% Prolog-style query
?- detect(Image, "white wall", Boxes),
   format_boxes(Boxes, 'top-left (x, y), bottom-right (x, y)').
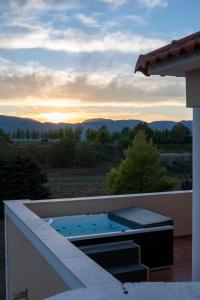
top-left (5, 216), bottom-right (69, 300)
top-left (27, 191), bottom-right (192, 236)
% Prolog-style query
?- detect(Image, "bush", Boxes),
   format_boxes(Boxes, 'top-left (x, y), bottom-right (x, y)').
top-left (0, 153), bottom-right (49, 217)
top-left (182, 178), bottom-right (192, 190)
top-left (75, 141), bottom-right (98, 167)
top-left (48, 139), bottom-right (76, 167)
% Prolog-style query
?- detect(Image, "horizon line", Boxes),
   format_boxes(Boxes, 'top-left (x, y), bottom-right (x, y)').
top-left (0, 114), bottom-right (193, 125)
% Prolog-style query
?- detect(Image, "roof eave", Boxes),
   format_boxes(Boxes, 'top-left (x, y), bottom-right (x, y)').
top-left (136, 50), bottom-right (200, 77)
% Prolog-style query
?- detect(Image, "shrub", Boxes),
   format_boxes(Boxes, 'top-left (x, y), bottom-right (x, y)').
top-left (0, 153), bottom-right (49, 217)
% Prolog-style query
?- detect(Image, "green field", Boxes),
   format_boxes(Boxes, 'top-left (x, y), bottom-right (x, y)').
top-left (47, 168), bottom-right (109, 199)
top-left (47, 164), bottom-right (190, 200)
top-left (158, 144), bottom-right (192, 153)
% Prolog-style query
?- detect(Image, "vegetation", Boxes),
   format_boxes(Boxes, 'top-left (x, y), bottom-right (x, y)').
top-left (9, 122), bottom-right (192, 148)
top-left (4, 122), bottom-right (192, 169)
top-left (163, 159), bottom-right (192, 191)
top-left (0, 153), bottom-right (49, 200)
top-left (0, 129), bottom-right (10, 143)
top-left (0, 122), bottom-right (193, 217)
top-left (107, 131), bottom-right (175, 194)
top-left (0, 148), bottom-right (49, 217)
top-left (48, 168), bottom-right (108, 199)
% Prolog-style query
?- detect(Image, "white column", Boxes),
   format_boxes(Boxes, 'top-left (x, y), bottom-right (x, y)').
top-left (192, 107), bottom-right (200, 281)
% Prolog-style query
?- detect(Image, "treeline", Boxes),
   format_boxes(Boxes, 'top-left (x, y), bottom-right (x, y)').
top-left (8, 122), bottom-right (192, 148)
top-left (0, 122), bottom-right (192, 169)
top-left (87, 122), bottom-right (192, 148)
top-left (10, 127), bottom-right (83, 141)
top-left (0, 131), bottom-right (121, 169)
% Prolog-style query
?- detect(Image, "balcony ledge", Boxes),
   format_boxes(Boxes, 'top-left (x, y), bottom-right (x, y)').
top-left (4, 191), bottom-right (194, 300)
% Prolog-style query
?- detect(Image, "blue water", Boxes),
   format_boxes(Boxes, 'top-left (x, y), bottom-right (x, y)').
top-left (44, 213), bottom-right (131, 238)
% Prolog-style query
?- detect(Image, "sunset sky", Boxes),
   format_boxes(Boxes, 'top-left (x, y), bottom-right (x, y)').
top-left (0, 0), bottom-right (199, 123)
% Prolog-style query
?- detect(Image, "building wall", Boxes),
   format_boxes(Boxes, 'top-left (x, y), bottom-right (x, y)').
top-left (27, 191), bottom-right (192, 236)
top-left (186, 69), bottom-right (200, 107)
top-left (6, 216), bottom-right (69, 300)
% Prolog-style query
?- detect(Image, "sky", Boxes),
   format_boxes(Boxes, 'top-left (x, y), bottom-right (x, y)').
top-left (0, 0), bottom-right (199, 123)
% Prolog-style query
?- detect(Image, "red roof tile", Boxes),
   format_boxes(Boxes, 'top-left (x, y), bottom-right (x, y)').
top-left (135, 31), bottom-right (200, 76)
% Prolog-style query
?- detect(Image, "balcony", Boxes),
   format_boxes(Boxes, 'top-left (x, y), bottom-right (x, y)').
top-left (4, 190), bottom-right (195, 300)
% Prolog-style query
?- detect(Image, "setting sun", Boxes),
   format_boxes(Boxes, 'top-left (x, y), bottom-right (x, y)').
top-left (39, 112), bottom-right (77, 123)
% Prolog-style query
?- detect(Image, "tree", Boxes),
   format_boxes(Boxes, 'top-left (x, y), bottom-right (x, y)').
top-left (0, 128), bottom-right (10, 143)
top-left (107, 130), bottom-right (175, 194)
top-left (118, 135), bottom-right (131, 149)
top-left (154, 129), bottom-right (171, 144)
top-left (95, 126), bottom-right (111, 144)
top-left (119, 127), bottom-right (132, 149)
top-left (49, 138), bottom-right (76, 167)
top-left (133, 122), bottom-right (154, 140)
top-left (75, 141), bottom-right (98, 167)
top-left (58, 128), bottom-right (65, 139)
top-left (25, 129), bottom-right (31, 140)
top-left (15, 128), bottom-right (24, 140)
top-left (170, 123), bottom-right (191, 144)
top-left (182, 178), bottom-right (192, 190)
top-left (0, 153), bottom-right (49, 202)
top-left (86, 128), bottom-right (97, 142)
top-left (111, 131), bottom-right (120, 144)
top-left (74, 126), bottom-right (83, 142)
top-left (31, 130), bottom-right (40, 140)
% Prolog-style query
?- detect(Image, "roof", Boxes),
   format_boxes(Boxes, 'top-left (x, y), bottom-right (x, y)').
top-left (135, 31), bottom-right (200, 76)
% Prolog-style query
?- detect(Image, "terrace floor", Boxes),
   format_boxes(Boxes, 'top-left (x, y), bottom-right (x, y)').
top-left (150, 236), bottom-right (192, 282)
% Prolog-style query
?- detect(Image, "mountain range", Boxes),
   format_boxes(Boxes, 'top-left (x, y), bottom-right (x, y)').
top-left (0, 115), bottom-right (192, 133)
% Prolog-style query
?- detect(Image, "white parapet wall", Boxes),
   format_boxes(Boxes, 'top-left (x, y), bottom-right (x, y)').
top-left (26, 190), bottom-right (192, 236)
top-left (4, 191), bottom-right (192, 300)
top-left (4, 199), bottom-right (119, 300)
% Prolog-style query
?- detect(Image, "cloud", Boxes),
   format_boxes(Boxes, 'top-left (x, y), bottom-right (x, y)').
top-left (137, 0), bottom-right (168, 8)
top-left (0, 59), bottom-right (185, 107)
top-left (2, 0), bottom-right (76, 13)
top-left (96, 0), bottom-right (127, 8)
top-left (0, 26), bottom-right (165, 54)
top-left (125, 14), bottom-right (146, 25)
top-left (75, 14), bottom-right (98, 27)
top-left (0, 58), bottom-right (188, 122)
top-left (2, 0), bottom-right (126, 14)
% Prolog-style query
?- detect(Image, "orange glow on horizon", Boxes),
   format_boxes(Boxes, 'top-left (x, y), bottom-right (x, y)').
top-left (38, 112), bottom-right (78, 123)
top-left (31, 112), bottom-right (188, 124)
top-left (2, 111), bottom-right (192, 124)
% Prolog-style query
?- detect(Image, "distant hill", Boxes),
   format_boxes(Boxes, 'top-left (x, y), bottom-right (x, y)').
top-left (149, 121), bottom-right (177, 130)
top-left (82, 118), bottom-right (142, 131)
top-left (0, 115), bottom-right (192, 133)
top-left (149, 120), bottom-right (192, 131)
top-left (0, 115), bottom-right (75, 132)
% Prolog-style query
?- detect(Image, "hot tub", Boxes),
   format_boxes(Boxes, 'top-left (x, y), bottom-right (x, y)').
top-left (44, 213), bottom-right (132, 240)
top-left (44, 207), bottom-right (173, 270)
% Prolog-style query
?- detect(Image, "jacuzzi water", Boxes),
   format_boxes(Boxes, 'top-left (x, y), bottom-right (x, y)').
top-left (44, 213), bottom-right (131, 238)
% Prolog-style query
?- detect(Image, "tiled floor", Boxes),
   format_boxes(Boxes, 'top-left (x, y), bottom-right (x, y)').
top-left (150, 236), bottom-right (192, 282)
